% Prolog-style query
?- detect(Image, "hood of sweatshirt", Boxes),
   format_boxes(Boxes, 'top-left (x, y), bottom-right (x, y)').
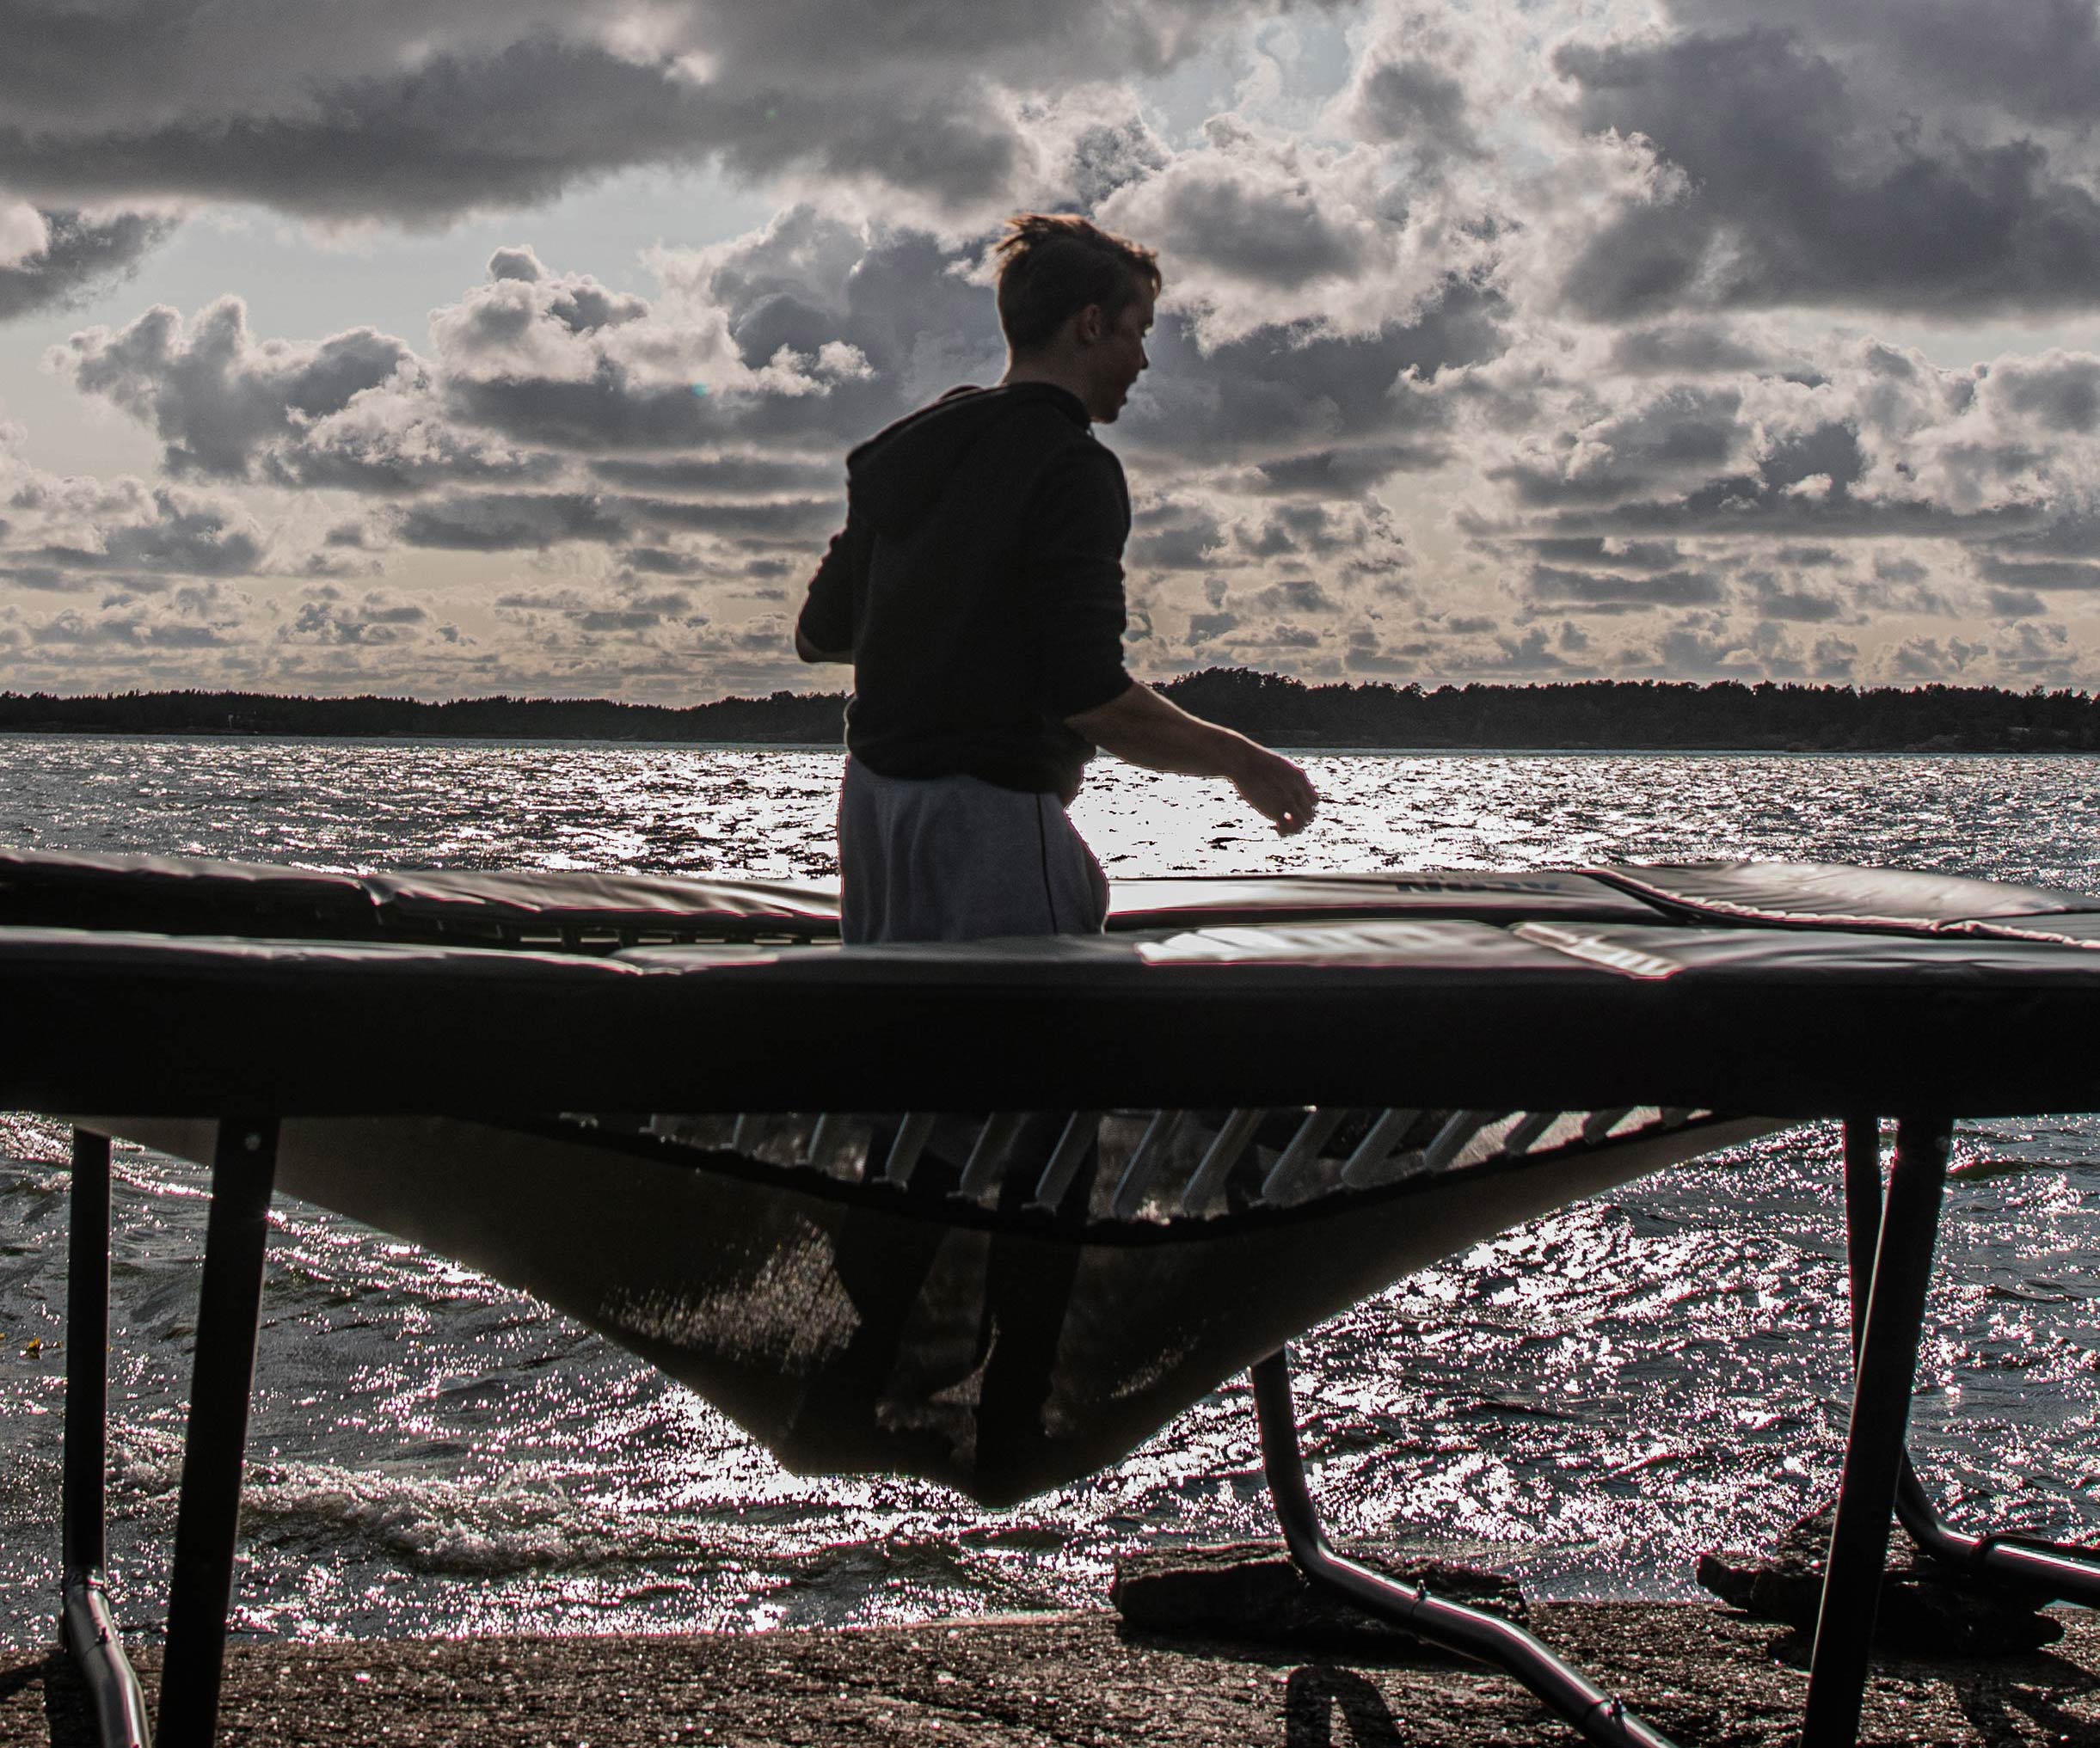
top-left (845, 383), bottom-right (1090, 537)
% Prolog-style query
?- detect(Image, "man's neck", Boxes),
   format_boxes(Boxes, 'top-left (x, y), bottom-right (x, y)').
top-left (998, 358), bottom-right (1094, 418)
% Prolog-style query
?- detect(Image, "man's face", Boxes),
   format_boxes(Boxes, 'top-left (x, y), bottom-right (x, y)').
top-left (1084, 285), bottom-right (1153, 423)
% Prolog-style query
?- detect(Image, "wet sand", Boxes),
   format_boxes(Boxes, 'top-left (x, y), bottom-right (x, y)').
top-left (5, 1604), bottom-right (2099, 1746)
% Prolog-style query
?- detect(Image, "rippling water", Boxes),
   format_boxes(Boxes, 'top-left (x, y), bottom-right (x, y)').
top-left (3, 735), bottom-right (2099, 1647)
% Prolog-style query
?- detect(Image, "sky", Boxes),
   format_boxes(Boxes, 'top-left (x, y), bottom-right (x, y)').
top-left (3, 0), bottom-right (2100, 702)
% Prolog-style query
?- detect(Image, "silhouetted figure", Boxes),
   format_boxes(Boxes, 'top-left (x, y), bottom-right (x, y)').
top-left (797, 212), bottom-right (1317, 944)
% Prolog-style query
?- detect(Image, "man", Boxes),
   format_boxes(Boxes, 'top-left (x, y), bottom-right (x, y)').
top-left (796, 212), bottom-right (1317, 944)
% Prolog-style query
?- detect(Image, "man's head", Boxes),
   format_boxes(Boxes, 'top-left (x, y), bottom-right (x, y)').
top-left (994, 213), bottom-right (1159, 423)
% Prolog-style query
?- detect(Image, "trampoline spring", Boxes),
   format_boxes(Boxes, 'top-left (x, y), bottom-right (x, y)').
top-left (1178, 1110), bottom-right (1264, 1215)
top-left (1659, 1107), bottom-right (1696, 1128)
top-left (1028, 1112), bottom-right (1102, 1212)
top-left (955, 1113), bottom-right (1029, 1202)
top-left (1258, 1108), bottom-right (1352, 1205)
top-left (1340, 1108), bottom-right (1421, 1188)
top-left (1112, 1111), bottom-right (1186, 1220)
top-left (730, 1113), bottom-right (764, 1155)
top-left (805, 1113), bottom-right (848, 1175)
top-left (1581, 1108), bottom-right (1633, 1145)
top-left (880, 1112), bottom-right (937, 1187)
top-left (1420, 1109), bottom-right (1507, 1175)
top-left (1501, 1112), bottom-right (1560, 1159)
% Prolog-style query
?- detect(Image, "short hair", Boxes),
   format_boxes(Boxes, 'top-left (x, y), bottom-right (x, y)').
top-left (994, 213), bottom-right (1161, 352)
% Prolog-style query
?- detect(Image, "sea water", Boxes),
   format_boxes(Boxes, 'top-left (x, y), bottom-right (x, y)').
top-left (1, 736), bottom-right (2097, 1646)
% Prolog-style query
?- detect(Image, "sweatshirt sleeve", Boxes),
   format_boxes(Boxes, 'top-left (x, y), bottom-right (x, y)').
top-left (796, 506), bottom-right (870, 656)
top-left (1025, 445), bottom-right (1133, 718)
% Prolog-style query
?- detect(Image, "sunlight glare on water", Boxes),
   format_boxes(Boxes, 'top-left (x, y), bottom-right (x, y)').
top-left (3, 736), bottom-right (2099, 1643)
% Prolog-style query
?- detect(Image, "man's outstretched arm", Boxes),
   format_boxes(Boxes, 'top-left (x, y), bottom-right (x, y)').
top-left (1068, 681), bottom-right (1317, 835)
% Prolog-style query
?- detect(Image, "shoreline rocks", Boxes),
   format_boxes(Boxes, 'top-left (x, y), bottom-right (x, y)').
top-left (1698, 1506), bottom-right (2064, 1658)
top-left (1110, 1538), bottom-right (1526, 1652)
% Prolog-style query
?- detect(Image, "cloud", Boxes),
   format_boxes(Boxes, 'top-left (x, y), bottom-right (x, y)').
top-left (12, 2), bottom-right (2100, 698)
top-left (0, 207), bottom-right (176, 320)
top-left (60, 297), bottom-right (417, 476)
top-left (0, 0), bottom-right (1309, 230)
top-left (1526, 563), bottom-right (1726, 609)
top-left (285, 585), bottom-right (433, 646)
top-left (1555, 27), bottom-right (2100, 318)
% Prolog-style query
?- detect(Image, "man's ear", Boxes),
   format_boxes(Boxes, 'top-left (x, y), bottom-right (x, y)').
top-left (1073, 303), bottom-right (1107, 344)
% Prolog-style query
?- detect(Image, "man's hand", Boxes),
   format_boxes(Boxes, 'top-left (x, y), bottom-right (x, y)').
top-left (1068, 681), bottom-right (1318, 835)
top-left (1226, 740), bottom-right (1318, 835)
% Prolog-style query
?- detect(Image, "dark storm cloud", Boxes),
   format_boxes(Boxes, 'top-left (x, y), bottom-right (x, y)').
top-left (395, 488), bottom-right (833, 550)
top-left (619, 547), bottom-right (707, 577)
top-left (1988, 354), bottom-right (2100, 433)
top-left (0, 209), bottom-right (176, 320)
top-left (0, 34), bottom-right (1015, 221)
top-left (1066, 118), bottom-right (1172, 209)
top-left (1249, 578), bottom-right (1340, 614)
top-left (0, 1), bottom-right (1311, 230)
top-left (1352, 57), bottom-right (1483, 163)
top-left (1128, 501), bottom-right (1225, 571)
top-left (588, 456), bottom-right (838, 494)
top-left (30, 491), bottom-right (266, 576)
top-left (1556, 28), bottom-right (2100, 317)
top-left (1241, 443), bottom-right (1448, 495)
top-left (1494, 387), bottom-right (1745, 507)
top-left (1976, 555), bottom-right (2100, 592)
top-left (1606, 322), bottom-right (1786, 377)
top-left (287, 586), bottom-right (433, 647)
top-left (1526, 563), bottom-right (1726, 607)
top-left (1521, 537), bottom-right (1686, 571)
top-left (1667, 0), bottom-right (2100, 130)
top-left (617, 495), bottom-right (838, 540)
top-left (1140, 166), bottom-right (1370, 288)
top-left (397, 492), bottom-right (629, 551)
top-left (62, 299), bottom-right (414, 477)
top-left (1741, 571), bottom-right (1849, 622)
top-left (1122, 279), bottom-right (1505, 463)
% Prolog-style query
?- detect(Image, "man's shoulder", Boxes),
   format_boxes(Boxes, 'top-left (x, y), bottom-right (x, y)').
top-left (981, 384), bottom-right (1107, 452)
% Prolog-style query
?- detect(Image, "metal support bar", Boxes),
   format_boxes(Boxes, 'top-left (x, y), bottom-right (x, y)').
top-left (1802, 1113), bottom-right (1951, 1748)
top-left (64, 1130), bottom-right (112, 1582)
top-left (63, 1127), bottom-right (150, 1748)
top-left (1251, 1348), bottom-right (1677, 1748)
top-left (1839, 1116), bottom-right (2100, 1608)
top-left (157, 1118), bottom-right (279, 1748)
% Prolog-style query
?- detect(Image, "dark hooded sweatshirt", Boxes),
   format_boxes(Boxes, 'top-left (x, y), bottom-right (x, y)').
top-left (796, 383), bottom-right (1133, 800)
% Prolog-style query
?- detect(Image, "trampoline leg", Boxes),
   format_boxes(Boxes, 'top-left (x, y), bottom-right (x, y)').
top-left (1802, 1113), bottom-right (1950, 1748)
top-left (157, 1119), bottom-right (278, 1748)
top-left (1251, 1348), bottom-right (1678, 1748)
top-left (62, 1127), bottom-right (152, 1748)
top-left (1841, 1115), bottom-right (2100, 1608)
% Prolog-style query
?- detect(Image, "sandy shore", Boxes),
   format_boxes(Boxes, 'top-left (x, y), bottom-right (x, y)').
top-left (5, 1604), bottom-right (2099, 1746)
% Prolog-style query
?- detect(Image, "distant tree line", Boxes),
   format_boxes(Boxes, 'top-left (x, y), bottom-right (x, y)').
top-left (4, 671), bottom-right (2100, 751)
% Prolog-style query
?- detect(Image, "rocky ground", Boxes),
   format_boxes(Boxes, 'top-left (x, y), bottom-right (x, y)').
top-left (3, 1604), bottom-right (2099, 1747)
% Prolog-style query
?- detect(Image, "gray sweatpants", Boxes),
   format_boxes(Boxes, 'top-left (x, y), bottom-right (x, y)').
top-left (838, 757), bottom-right (1109, 944)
